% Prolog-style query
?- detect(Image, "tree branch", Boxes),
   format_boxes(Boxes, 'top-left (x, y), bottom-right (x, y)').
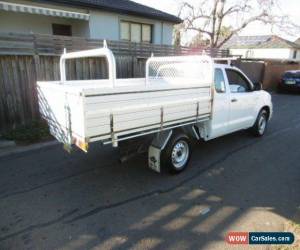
top-left (179, 0), bottom-right (298, 48)
top-left (217, 12), bottom-right (269, 48)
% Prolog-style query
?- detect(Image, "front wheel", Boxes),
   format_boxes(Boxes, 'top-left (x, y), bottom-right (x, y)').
top-left (161, 133), bottom-right (191, 174)
top-left (251, 109), bottom-right (268, 137)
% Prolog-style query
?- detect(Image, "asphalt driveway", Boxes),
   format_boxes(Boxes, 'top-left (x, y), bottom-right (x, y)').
top-left (0, 93), bottom-right (299, 250)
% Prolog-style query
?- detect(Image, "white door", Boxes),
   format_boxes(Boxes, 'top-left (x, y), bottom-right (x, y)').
top-left (225, 68), bottom-right (257, 132)
top-left (208, 68), bottom-right (231, 139)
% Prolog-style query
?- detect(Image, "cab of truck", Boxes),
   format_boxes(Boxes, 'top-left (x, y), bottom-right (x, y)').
top-left (149, 62), bottom-right (272, 174)
top-left (206, 63), bottom-right (272, 140)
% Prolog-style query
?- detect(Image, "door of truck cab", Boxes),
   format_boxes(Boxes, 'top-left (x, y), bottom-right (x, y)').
top-left (209, 66), bottom-right (257, 139)
top-left (224, 67), bottom-right (258, 132)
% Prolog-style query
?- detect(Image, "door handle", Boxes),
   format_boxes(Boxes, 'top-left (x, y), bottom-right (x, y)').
top-left (231, 98), bottom-right (238, 102)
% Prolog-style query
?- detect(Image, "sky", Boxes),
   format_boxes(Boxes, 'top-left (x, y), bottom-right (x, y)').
top-left (132, 0), bottom-right (300, 44)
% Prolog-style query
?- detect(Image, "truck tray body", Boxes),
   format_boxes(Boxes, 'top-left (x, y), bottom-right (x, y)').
top-left (37, 47), bottom-right (213, 151)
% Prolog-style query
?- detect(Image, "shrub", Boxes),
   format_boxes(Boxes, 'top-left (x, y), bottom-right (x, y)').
top-left (2, 120), bottom-right (52, 144)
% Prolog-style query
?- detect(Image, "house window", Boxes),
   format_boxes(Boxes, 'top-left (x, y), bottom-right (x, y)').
top-left (142, 24), bottom-right (151, 43)
top-left (120, 21), bottom-right (152, 43)
top-left (52, 24), bottom-right (72, 36)
top-left (131, 23), bottom-right (142, 43)
top-left (120, 22), bottom-right (130, 40)
top-left (293, 50), bottom-right (297, 59)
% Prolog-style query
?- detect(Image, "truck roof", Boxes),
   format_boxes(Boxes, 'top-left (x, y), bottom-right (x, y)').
top-left (214, 63), bottom-right (239, 70)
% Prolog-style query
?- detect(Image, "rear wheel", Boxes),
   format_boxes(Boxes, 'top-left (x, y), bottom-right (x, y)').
top-left (251, 109), bottom-right (268, 137)
top-left (161, 133), bottom-right (191, 174)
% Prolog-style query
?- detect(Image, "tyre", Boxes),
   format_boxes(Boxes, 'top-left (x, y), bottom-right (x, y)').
top-left (161, 133), bottom-right (191, 174)
top-left (251, 109), bottom-right (268, 137)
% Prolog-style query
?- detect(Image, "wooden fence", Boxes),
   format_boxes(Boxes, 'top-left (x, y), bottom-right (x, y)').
top-left (0, 33), bottom-right (229, 132)
top-left (262, 60), bottom-right (300, 90)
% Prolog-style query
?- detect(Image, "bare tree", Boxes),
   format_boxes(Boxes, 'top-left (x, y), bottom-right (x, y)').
top-left (188, 33), bottom-right (210, 47)
top-left (179, 0), bottom-right (299, 48)
top-left (173, 23), bottom-right (184, 47)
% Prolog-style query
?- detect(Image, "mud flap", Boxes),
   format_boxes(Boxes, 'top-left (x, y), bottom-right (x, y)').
top-left (148, 130), bottom-right (173, 173)
top-left (148, 145), bottom-right (161, 172)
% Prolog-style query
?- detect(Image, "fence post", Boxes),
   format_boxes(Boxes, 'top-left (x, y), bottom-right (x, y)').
top-left (235, 56), bottom-right (242, 68)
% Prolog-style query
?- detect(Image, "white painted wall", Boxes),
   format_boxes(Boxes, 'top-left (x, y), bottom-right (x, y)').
top-left (162, 22), bottom-right (174, 45)
top-left (229, 48), bottom-right (300, 61)
top-left (0, 0), bottom-right (175, 45)
top-left (88, 10), bottom-right (119, 41)
top-left (89, 10), bottom-right (175, 45)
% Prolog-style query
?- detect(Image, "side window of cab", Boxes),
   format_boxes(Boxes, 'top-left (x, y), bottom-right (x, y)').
top-left (214, 68), bottom-right (226, 93)
top-left (225, 69), bottom-right (252, 93)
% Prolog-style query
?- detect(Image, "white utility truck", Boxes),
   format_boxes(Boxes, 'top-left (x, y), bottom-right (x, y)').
top-left (37, 43), bottom-right (272, 174)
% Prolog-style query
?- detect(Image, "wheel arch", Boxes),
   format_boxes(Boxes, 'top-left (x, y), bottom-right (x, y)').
top-left (261, 105), bottom-right (271, 120)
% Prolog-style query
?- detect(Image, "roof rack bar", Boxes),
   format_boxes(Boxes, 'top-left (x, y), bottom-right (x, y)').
top-left (213, 57), bottom-right (239, 65)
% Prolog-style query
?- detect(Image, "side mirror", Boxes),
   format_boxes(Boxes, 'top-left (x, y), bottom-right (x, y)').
top-left (237, 86), bottom-right (246, 93)
top-left (253, 82), bottom-right (262, 91)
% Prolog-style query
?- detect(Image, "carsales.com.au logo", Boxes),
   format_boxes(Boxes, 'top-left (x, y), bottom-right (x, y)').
top-left (226, 232), bottom-right (294, 245)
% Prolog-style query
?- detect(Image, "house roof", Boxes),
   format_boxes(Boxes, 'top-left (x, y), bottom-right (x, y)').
top-left (222, 35), bottom-right (300, 49)
top-left (34, 0), bottom-right (182, 23)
